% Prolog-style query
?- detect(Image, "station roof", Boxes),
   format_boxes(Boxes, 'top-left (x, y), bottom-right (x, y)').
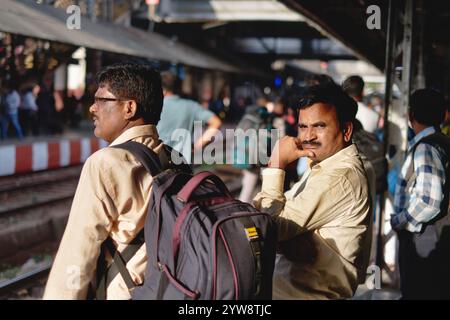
top-left (141, 1), bottom-right (359, 71)
top-left (0, 0), bottom-right (246, 73)
top-left (280, 0), bottom-right (450, 74)
top-left (140, 0), bottom-right (305, 23)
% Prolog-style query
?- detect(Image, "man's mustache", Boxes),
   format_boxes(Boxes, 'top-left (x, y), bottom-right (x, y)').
top-left (302, 140), bottom-right (321, 147)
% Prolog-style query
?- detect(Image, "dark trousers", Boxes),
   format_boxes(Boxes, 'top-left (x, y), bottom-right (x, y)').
top-left (398, 229), bottom-right (450, 299)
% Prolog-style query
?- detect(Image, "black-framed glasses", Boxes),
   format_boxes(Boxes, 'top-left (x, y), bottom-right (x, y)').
top-left (94, 97), bottom-right (129, 105)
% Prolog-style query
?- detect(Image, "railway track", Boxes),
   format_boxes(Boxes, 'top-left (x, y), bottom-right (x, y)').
top-left (0, 261), bottom-right (51, 299)
top-left (0, 164), bottom-right (244, 299)
top-left (0, 166), bottom-right (83, 299)
top-left (0, 165), bottom-right (240, 217)
top-left (0, 166), bottom-right (82, 218)
top-left (0, 165), bottom-right (83, 193)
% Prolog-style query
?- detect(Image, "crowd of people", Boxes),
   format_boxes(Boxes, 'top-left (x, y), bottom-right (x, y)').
top-left (0, 78), bottom-right (84, 141)
top-left (23, 62), bottom-right (448, 300)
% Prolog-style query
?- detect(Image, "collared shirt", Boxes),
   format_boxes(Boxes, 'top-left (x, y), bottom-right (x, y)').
top-left (44, 125), bottom-right (163, 300)
top-left (356, 102), bottom-right (379, 133)
top-left (21, 91), bottom-right (38, 111)
top-left (391, 126), bottom-right (447, 233)
top-left (253, 144), bottom-right (372, 299)
top-left (157, 95), bottom-right (215, 163)
top-left (4, 90), bottom-right (20, 114)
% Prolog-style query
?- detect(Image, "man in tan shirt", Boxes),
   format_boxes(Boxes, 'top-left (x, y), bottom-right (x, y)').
top-left (253, 83), bottom-right (372, 299)
top-left (43, 63), bottom-right (164, 299)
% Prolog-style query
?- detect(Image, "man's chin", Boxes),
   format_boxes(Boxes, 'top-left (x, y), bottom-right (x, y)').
top-left (307, 153), bottom-right (322, 163)
top-left (93, 127), bottom-right (104, 140)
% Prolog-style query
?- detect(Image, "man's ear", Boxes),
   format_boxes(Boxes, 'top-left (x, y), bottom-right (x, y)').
top-left (123, 100), bottom-right (138, 120)
top-left (343, 121), bottom-right (353, 142)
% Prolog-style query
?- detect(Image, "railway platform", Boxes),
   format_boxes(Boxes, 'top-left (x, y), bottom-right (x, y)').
top-left (0, 122), bottom-right (108, 177)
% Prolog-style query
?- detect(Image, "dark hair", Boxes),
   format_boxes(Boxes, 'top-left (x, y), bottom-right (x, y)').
top-left (96, 63), bottom-right (163, 125)
top-left (305, 74), bottom-right (335, 86)
top-left (161, 71), bottom-right (180, 94)
top-left (342, 75), bottom-right (364, 98)
top-left (409, 89), bottom-right (446, 127)
top-left (298, 82), bottom-right (358, 128)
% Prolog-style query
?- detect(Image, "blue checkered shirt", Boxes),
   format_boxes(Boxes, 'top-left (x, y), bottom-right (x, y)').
top-left (390, 127), bottom-right (447, 233)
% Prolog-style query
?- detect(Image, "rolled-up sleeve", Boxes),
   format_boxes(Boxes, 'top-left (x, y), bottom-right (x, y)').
top-left (253, 168), bottom-right (286, 214)
top-left (254, 168), bottom-right (354, 241)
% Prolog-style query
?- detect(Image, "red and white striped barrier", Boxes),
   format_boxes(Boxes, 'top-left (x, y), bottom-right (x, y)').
top-left (0, 138), bottom-right (109, 176)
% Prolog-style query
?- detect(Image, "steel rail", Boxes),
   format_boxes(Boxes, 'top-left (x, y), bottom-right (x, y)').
top-left (0, 261), bottom-right (52, 296)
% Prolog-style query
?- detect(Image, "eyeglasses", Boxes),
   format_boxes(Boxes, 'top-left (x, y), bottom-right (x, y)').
top-left (93, 97), bottom-right (130, 105)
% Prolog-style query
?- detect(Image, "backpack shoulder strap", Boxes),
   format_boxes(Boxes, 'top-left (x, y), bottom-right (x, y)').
top-left (409, 132), bottom-right (450, 173)
top-left (95, 230), bottom-right (144, 300)
top-left (412, 132), bottom-right (450, 181)
top-left (95, 141), bottom-right (192, 299)
top-left (113, 140), bottom-right (192, 175)
top-left (420, 132), bottom-right (450, 158)
top-left (95, 141), bottom-right (163, 299)
top-left (112, 140), bottom-right (164, 176)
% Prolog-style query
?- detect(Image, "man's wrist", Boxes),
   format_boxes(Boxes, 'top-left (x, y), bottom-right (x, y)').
top-left (268, 159), bottom-right (286, 169)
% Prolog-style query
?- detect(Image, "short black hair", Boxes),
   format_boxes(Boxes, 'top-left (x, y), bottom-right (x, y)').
top-left (96, 63), bottom-right (163, 125)
top-left (298, 82), bottom-right (358, 128)
top-left (161, 71), bottom-right (180, 94)
top-left (409, 89), bottom-right (446, 127)
top-left (342, 75), bottom-right (365, 98)
top-left (305, 74), bottom-right (335, 86)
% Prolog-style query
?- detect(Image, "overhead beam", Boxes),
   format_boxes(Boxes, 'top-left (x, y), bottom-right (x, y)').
top-left (152, 0), bottom-right (305, 23)
top-left (239, 53), bottom-right (357, 61)
top-left (152, 21), bottom-right (326, 40)
top-left (280, 0), bottom-right (386, 71)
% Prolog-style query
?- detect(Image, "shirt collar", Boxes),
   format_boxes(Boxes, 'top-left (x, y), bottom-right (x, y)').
top-left (164, 95), bottom-right (180, 101)
top-left (407, 126), bottom-right (436, 152)
top-left (310, 144), bottom-right (358, 170)
top-left (110, 124), bottom-right (159, 146)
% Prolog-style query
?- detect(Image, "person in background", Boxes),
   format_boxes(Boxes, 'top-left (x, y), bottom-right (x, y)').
top-left (236, 95), bottom-right (273, 203)
top-left (20, 83), bottom-right (40, 136)
top-left (1, 81), bottom-right (23, 140)
top-left (157, 72), bottom-right (222, 164)
top-left (342, 75), bottom-right (380, 134)
top-left (36, 75), bottom-right (57, 135)
top-left (390, 89), bottom-right (450, 299)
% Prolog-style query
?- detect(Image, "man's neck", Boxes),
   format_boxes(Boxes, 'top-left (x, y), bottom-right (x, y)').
top-left (163, 91), bottom-right (175, 97)
top-left (412, 122), bottom-right (430, 135)
top-left (109, 119), bottom-right (147, 143)
top-left (351, 96), bottom-right (363, 103)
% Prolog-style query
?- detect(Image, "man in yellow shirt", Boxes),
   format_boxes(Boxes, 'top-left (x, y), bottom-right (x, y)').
top-left (44, 63), bottom-right (164, 299)
top-left (254, 83), bottom-right (372, 299)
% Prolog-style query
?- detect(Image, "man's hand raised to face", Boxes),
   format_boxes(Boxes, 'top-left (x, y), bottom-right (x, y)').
top-left (268, 136), bottom-right (315, 170)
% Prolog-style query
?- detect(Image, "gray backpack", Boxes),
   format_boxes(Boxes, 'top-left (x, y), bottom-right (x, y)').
top-left (352, 128), bottom-right (387, 194)
top-left (95, 141), bottom-right (277, 300)
top-left (233, 106), bottom-right (273, 170)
